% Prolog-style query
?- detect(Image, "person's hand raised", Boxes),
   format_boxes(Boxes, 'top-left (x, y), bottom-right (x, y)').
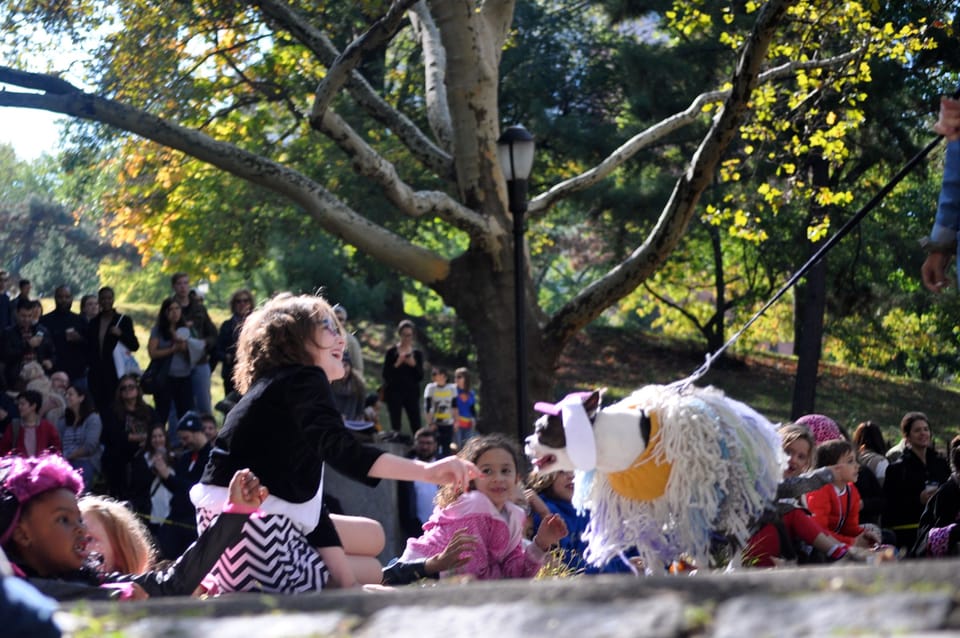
top-left (533, 513), bottom-right (568, 551)
top-left (426, 529), bottom-right (479, 574)
top-left (422, 456), bottom-right (481, 493)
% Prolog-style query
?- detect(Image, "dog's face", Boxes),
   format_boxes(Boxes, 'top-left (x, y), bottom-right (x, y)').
top-left (526, 390), bottom-right (653, 474)
top-left (525, 412), bottom-right (578, 474)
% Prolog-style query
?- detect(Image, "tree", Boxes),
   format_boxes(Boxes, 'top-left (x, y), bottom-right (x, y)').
top-left (0, 147), bottom-right (119, 294)
top-left (0, 0), bottom-right (934, 434)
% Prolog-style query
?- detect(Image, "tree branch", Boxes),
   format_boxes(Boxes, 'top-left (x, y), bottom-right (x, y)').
top-left (0, 66), bottom-right (451, 284)
top-left (479, 0), bottom-right (515, 68)
top-left (409, 1), bottom-right (453, 153)
top-left (541, 0), bottom-right (796, 351)
top-left (529, 47), bottom-right (864, 217)
top-left (317, 109), bottom-right (496, 240)
top-left (310, 0), bottom-right (419, 121)
top-left (430, 0), bottom-right (504, 209)
top-left (642, 282), bottom-right (705, 332)
top-left (253, 0), bottom-right (453, 178)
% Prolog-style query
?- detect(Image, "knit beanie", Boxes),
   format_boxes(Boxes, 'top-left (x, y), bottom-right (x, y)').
top-left (794, 414), bottom-right (843, 445)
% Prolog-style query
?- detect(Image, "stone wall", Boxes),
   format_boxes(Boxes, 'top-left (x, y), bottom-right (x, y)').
top-left (323, 441), bottom-right (409, 562)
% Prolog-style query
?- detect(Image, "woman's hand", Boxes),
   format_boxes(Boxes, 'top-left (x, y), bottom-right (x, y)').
top-left (533, 513), bottom-right (568, 551)
top-left (422, 456), bottom-right (481, 493)
top-left (151, 452), bottom-right (170, 478)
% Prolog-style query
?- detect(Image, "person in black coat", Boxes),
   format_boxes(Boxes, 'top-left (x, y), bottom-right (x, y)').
top-left (38, 286), bottom-right (88, 385)
top-left (883, 412), bottom-right (951, 551)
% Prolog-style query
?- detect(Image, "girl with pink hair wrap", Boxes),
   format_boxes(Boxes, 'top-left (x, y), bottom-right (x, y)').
top-left (0, 454), bottom-right (267, 600)
top-left (794, 414), bottom-right (843, 445)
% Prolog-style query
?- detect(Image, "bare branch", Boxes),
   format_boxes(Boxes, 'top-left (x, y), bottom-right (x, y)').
top-left (0, 66), bottom-right (74, 94)
top-left (409, 1), bottom-right (453, 153)
top-left (317, 109), bottom-right (496, 240)
top-left (479, 0), bottom-right (516, 67)
top-left (0, 66), bottom-right (451, 283)
top-left (431, 0), bottom-right (503, 208)
top-left (642, 281), bottom-right (707, 331)
top-left (253, 0), bottom-right (453, 178)
top-left (529, 46), bottom-right (864, 217)
top-left (310, 0), bottom-right (419, 120)
top-left (541, 0), bottom-right (796, 350)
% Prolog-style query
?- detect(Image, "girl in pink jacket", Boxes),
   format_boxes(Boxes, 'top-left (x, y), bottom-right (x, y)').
top-left (390, 434), bottom-right (567, 582)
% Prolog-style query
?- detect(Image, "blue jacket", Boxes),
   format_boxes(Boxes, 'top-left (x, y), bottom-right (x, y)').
top-left (532, 496), bottom-right (635, 574)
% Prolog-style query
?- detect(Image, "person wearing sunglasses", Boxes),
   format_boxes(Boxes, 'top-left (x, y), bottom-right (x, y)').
top-left (215, 289), bottom-right (255, 400)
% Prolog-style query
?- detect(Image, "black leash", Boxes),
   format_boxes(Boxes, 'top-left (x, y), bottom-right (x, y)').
top-left (672, 90), bottom-right (959, 391)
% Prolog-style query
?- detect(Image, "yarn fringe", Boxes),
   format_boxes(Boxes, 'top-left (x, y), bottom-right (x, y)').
top-left (580, 385), bottom-right (782, 570)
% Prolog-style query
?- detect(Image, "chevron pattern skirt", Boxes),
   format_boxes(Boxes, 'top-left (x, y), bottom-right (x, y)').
top-left (197, 507), bottom-right (330, 593)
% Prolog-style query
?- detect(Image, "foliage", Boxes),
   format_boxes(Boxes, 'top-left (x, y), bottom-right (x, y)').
top-left (0, 0), bottom-right (949, 432)
top-left (0, 147), bottom-right (122, 294)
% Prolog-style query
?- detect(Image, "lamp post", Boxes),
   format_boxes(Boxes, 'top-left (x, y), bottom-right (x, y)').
top-left (497, 125), bottom-right (535, 443)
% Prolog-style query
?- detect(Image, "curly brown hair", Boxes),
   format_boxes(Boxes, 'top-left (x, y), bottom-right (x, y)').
top-left (232, 293), bottom-right (340, 394)
top-left (434, 433), bottom-right (521, 509)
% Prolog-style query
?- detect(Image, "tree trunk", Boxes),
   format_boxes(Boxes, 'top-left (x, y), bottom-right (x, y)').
top-left (435, 246), bottom-right (551, 442)
top-left (791, 154), bottom-right (829, 419)
top-left (706, 223), bottom-right (726, 355)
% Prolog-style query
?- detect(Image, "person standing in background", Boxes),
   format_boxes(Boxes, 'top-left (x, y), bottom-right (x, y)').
top-left (333, 304), bottom-right (364, 377)
top-left (381, 319), bottom-right (423, 436)
top-left (215, 289), bottom-right (255, 399)
top-left (170, 273), bottom-right (217, 414)
top-left (0, 270), bottom-right (13, 330)
top-left (39, 285), bottom-right (88, 387)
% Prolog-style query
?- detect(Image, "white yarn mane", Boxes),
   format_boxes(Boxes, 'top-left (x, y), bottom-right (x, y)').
top-left (580, 385), bottom-right (783, 570)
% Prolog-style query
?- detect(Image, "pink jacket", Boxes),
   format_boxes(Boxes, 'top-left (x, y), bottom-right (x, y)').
top-left (400, 490), bottom-right (545, 579)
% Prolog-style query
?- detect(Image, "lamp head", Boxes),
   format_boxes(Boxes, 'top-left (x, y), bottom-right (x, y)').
top-left (497, 125), bottom-right (535, 181)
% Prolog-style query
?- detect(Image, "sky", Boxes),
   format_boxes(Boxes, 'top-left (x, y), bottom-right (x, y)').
top-left (0, 106), bottom-right (65, 161)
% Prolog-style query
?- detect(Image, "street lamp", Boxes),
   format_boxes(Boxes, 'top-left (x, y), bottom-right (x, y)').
top-left (497, 124), bottom-right (535, 443)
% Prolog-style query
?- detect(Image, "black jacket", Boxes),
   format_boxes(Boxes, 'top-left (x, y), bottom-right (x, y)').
top-left (16, 512), bottom-right (251, 600)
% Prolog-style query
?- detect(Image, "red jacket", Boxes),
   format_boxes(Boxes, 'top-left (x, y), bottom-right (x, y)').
top-left (806, 482), bottom-right (863, 545)
top-left (0, 419), bottom-right (62, 457)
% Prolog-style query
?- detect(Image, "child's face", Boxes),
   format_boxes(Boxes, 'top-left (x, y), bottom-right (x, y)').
top-left (473, 447), bottom-right (519, 511)
top-left (547, 471), bottom-right (576, 503)
top-left (455, 373), bottom-right (466, 389)
top-left (83, 512), bottom-right (117, 574)
top-left (783, 439), bottom-right (812, 478)
top-left (13, 488), bottom-right (87, 576)
top-left (15, 397), bottom-right (37, 419)
top-left (835, 450), bottom-right (859, 485)
top-left (305, 318), bottom-right (346, 382)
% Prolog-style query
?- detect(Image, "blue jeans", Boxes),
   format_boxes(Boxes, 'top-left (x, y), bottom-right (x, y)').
top-left (191, 362), bottom-right (212, 414)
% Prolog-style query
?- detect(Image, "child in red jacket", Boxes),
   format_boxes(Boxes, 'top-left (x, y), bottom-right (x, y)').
top-left (806, 438), bottom-right (881, 547)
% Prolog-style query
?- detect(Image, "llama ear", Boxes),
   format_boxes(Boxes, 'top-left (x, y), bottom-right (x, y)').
top-left (583, 389), bottom-right (602, 416)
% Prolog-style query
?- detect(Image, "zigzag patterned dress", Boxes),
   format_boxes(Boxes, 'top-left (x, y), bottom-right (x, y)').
top-left (193, 365), bottom-right (385, 593)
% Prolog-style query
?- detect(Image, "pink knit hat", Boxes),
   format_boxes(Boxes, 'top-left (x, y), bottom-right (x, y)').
top-left (795, 414), bottom-right (843, 444)
top-left (0, 454), bottom-right (84, 546)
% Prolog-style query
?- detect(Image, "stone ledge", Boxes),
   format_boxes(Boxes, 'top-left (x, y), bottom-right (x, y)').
top-left (60, 559), bottom-right (960, 636)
